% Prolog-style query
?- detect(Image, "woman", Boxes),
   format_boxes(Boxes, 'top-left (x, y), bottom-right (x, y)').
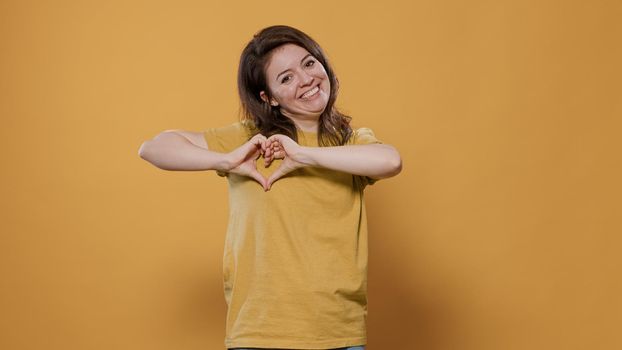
top-left (139, 25), bottom-right (402, 350)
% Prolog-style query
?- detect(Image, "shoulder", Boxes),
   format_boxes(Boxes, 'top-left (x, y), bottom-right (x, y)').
top-left (348, 126), bottom-right (383, 145)
top-left (203, 119), bottom-right (257, 153)
top-left (204, 119), bottom-right (257, 137)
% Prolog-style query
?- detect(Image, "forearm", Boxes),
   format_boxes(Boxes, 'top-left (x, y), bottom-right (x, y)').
top-left (138, 132), bottom-right (229, 171)
top-left (298, 144), bottom-right (402, 179)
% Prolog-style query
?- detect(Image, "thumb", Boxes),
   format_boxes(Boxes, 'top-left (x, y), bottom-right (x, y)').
top-left (244, 135), bottom-right (266, 155)
top-left (248, 168), bottom-right (268, 191)
top-left (266, 167), bottom-right (286, 191)
top-left (232, 141), bottom-right (260, 165)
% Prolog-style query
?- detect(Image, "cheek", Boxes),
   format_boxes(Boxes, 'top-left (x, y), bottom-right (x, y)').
top-left (317, 65), bottom-right (328, 77)
top-left (271, 87), bottom-right (295, 103)
top-left (283, 86), bottom-right (298, 99)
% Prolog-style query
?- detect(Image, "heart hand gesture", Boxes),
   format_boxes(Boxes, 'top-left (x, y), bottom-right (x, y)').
top-left (225, 133), bottom-right (270, 190)
top-left (262, 134), bottom-right (307, 190)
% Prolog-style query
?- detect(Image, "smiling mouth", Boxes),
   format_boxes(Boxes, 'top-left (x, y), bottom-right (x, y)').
top-left (300, 84), bottom-right (320, 99)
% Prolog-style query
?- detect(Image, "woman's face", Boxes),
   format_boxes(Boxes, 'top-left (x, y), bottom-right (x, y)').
top-left (260, 43), bottom-right (331, 121)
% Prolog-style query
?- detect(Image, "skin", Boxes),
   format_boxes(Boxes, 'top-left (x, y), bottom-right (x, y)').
top-left (232, 43), bottom-right (401, 191)
top-left (259, 43), bottom-right (331, 133)
top-left (140, 44), bottom-right (401, 191)
top-left (256, 43), bottom-right (331, 189)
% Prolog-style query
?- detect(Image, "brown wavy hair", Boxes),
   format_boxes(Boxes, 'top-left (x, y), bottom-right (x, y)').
top-left (237, 25), bottom-right (354, 146)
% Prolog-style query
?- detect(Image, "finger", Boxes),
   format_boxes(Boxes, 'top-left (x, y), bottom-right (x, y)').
top-left (247, 137), bottom-right (265, 155)
top-left (268, 144), bottom-right (277, 158)
top-left (250, 145), bottom-right (262, 159)
top-left (248, 169), bottom-right (268, 190)
top-left (251, 133), bottom-right (267, 143)
top-left (257, 138), bottom-right (268, 153)
top-left (266, 164), bottom-right (290, 190)
top-left (271, 150), bottom-right (284, 159)
top-left (266, 172), bottom-right (280, 191)
top-left (265, 140), bottom-right (273, 158)
top-left (251, 134), bottom-right (268, 152)
top-left (268, 134), bottom-right (282, 142)
top-left (241, 141), bottom-right (261, 160)
top-left (267, 149), bottom-right (282, 160)
top-left (265, 154), bottom-right (274, 167)
top-left (268, 136), bottom-right (291, 153)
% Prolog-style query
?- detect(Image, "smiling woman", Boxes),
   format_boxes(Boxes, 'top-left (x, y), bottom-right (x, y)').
top-left (259, 44), bottom-right (331, 130)
top-left (138, 24), bottom-right (401, 350)
top-left (236, 25), bottom-right (352, 147)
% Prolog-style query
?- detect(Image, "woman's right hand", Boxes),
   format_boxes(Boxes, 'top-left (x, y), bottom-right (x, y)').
top-left (224, 134), bottom-right (269, 190)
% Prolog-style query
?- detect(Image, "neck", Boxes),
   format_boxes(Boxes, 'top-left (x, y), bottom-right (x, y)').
top-left (283, 114), bottom-right (319, 133)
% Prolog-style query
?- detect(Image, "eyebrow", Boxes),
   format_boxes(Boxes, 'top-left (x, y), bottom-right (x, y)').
top-left (276, 53), bottom-right (313, 81)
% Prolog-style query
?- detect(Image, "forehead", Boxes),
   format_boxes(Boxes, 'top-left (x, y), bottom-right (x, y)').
top-left (265, 44), bottom-right (312, 76)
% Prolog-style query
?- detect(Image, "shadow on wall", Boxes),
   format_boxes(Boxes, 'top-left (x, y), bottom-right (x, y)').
top-left (367, 192), bottom-right (462, 350)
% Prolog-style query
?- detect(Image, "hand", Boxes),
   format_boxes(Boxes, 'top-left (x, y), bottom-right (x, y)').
top-left (262, 134), bottom-right (307, 190)
top-left (225, 133), bottom-right (269, 190)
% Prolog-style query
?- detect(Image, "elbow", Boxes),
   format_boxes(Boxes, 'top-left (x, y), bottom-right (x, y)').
top-left (139, 132), bottom-right (171, 159)
top-left (385, 146), bottom-right (402, 177)
top-left (373, 145), bottom-right (402, 179)
top-left (388, 155), bottom-right (402, 177)
top-left (373, 156), bottom-right (401, 181)
top-left (138, 140), bottom-right (153, 160)
top-left (392, 156), bottom-right (402, 176)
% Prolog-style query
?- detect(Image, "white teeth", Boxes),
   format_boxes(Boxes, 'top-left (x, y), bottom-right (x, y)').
top-left (301, 86), bottom-right (319, 99)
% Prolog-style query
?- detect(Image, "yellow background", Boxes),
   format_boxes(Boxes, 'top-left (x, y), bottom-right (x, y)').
top-left (1, 0), bottom-right (620, 349)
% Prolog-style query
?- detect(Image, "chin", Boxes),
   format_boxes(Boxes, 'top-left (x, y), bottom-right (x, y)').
top-left (311, 101), bottom-right (329, 113)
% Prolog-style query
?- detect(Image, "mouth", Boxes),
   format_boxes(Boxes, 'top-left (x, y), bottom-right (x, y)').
top-left (299, 84), bottom-right (321, 99)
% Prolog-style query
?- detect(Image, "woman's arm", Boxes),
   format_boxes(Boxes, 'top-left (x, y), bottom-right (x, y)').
top-left (138, 131), bottom-right (230, 171)
top-left (262, 134), bottom-right (402, 190)
top-left (298, 143), bottom-right (402, 180)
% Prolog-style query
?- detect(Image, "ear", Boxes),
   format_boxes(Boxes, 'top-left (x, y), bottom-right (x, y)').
top-left (260, 91), bottom-right (279, 106)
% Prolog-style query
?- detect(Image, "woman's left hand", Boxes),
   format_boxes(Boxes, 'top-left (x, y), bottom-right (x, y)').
top-left (263, 134), bottom-right (307, 190)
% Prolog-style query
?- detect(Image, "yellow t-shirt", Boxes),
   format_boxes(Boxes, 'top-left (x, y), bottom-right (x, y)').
top-left (203, 120), bottom-right (382, 349)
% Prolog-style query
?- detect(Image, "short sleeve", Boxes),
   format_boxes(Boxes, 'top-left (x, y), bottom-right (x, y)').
top-left (352, 127), bottom-right (383, 146)
top-left (351, 127), bottom-right (383, 188)
top-left (203, 121), bottom-right (253, 177)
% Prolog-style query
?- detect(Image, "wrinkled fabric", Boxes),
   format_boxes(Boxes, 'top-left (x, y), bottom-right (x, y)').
top-left (204, 120), bottom-right (381, 349)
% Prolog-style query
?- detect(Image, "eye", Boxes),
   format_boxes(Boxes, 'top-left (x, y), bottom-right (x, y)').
top-left (281, 75), bottom-right (291, 84)
top-left (305, 60), bottom-right (315, 67)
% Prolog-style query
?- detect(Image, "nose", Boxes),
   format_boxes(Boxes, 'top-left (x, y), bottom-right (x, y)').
top-left (299, 71), bottom-right (314, 86)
